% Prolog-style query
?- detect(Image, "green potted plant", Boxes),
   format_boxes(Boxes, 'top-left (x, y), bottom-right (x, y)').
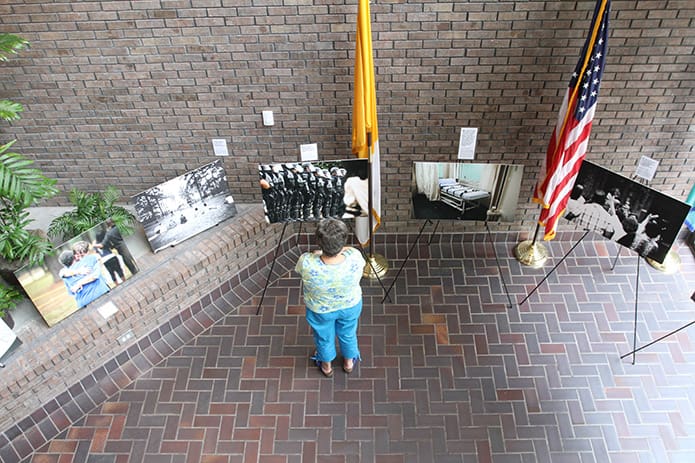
top-left (0, 33), bottom-right (59, 317)
top-left (47, 186), bottom-right (136, 243)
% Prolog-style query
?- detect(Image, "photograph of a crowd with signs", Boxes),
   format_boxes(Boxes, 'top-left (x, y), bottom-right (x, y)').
top-left (14, 220), bottom-right (138, 327)
top-left (132, 160), bottom-right (238, 252)
top-left (411, 162), bottom-right (524, 222)
top-left (563, 160), bottom-right (690, 264)
top-left (258, 159), bottom-right (369, 223)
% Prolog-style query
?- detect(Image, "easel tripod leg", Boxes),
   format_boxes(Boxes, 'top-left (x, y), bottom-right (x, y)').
top-left (256, 222), bottom-right (289, 316)
top-left (621, 320), bottom-right (695, 360)
top-left (630, 255), bottom-right (640, 364)
top-left (518, 229), bottom-right (590, 306)
top-left (381, 219), bottom-right (433, 304)
top-left (610, 247), bottom-right (621, 271)
top-left (428, 219), bottom-right (440, 246)
top-left (485, 222), bottom-right (513, 309)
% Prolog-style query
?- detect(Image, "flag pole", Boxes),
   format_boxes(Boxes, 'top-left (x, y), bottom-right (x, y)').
top-left (367, 132), bottom-right (374, 259)
top-left (513, 219), bottom-right (549, 268)
top-left (515, 0), bottom-right (611, 267)
top-left (363, 131), bottom-right (388, 279)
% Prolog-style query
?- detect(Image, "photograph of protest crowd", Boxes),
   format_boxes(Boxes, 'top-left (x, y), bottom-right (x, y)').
top-left (563, 160), bottom-right (690, 264)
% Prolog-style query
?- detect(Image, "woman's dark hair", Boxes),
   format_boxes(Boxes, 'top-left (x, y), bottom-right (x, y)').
top-left (316, 218), bottom-right (348, 257)
top-left (59, 250), bottom-right (74, 267)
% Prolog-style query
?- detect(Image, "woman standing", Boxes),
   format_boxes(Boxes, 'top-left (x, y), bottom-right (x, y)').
top-left (295, 218), bottom-right (366, 377)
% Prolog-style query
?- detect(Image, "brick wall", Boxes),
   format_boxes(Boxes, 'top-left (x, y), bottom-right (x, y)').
top-left (0, 0), bottom-right (693, 234)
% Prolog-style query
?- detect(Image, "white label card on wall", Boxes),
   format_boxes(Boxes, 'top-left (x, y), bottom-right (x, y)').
top-left (457, 127), bottom-right (478, 160)
top-left (97, 301), bottom-right (119, 320)
top-left (635, 156), bottom-right (659, 182)
top-left (300, 143), bottom-right (319, 161)
top-left (212, 139), bottom-right (229, 156)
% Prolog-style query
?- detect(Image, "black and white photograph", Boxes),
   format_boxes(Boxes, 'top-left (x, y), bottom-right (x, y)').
top-left (411, 162), bottom-right (524, 222)
top-left (132, 160), bottom-right (238, 252)
top-left (563, 160), bottom-right (690, 264)
top-left (14, 220), bottom-right (138, 327)
top-left (258, 159), bottom-right (369, 224)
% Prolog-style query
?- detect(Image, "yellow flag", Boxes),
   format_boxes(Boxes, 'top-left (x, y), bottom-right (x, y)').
top-left (352, 0), bottom-right (381, 246)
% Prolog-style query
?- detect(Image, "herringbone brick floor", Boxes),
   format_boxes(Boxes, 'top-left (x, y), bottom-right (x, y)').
top-left (18, 234), bottom-right (695, 462)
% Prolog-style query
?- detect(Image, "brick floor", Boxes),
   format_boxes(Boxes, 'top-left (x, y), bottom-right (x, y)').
top-left (5, 231), bottom-right (695, 463)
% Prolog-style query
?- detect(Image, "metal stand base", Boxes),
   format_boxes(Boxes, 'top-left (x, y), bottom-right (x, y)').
top-left (513, 239), bottom-right (549, 268)
top-left (646, 250), bottom-right (680, 275)
top-left (363, 253), bottom-right (388, 279)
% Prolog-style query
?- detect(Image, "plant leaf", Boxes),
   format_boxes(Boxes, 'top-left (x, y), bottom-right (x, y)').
top-left (0, 143), bottom-right (58, 205)
top-left (0, 100), bottom-right (23, 122)
top-left (0, 33), bottom-right (29, 62)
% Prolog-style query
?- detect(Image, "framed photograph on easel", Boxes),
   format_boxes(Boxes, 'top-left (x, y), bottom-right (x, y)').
top-left (563, 160), bottom-right (691, 264)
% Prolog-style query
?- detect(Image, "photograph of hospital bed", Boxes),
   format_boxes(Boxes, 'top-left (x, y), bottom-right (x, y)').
top-left (410, 162), bottom-right (524, 222)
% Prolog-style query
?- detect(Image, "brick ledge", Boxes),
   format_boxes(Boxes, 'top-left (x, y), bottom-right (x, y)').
top-left (0, 204), bottom-right (293, 435)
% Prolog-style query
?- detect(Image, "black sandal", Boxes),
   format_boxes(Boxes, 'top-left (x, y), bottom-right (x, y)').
top-left (311, 352), bottom-right (333, 377)
top-left (343, 357), bottom-right (358, 374)
top-left (320, 362), bottom-right (334, 377)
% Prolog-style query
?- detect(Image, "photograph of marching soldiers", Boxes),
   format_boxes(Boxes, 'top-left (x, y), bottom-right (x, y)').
top-left (563, 160), bottom-right (690, 264)
top-left (258, 159), bottom-right (369, 224)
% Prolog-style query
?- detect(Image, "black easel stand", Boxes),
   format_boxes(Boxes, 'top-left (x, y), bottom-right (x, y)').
top-left (518, 229), bottom-right (590, 306)
top-left (381, 220), bottom-right (513, 307)
top-left (485, 222), bottom-right (514, 309)
top-left (618, 254), bottom-right (695, 364)
top-left (621, 319), bottom-right (695, 362)
top-left (610, 246), bottom-right (621, 270)
top-left (344, 221), bottom-right (391, 303)
top-left (381, 219), bottom-right (434, 303)
top-left (256, 222), bottom-right (289, 315)
top-left (428, 219), bottom-right (440, 245)
top-left (620, 253), bottom-right (641, 364)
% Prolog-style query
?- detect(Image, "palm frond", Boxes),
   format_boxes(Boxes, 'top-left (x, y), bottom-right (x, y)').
top-left (0, 33), bottom-right (29, 62)
top-left (0, 100), bottom-right (23, 122)
top-left (102, 186), bottom-right (121, 205)
top-left (0, 209), bottom-right (53, 265)
top-left (48, 187), bottom-right (136, 242)
top-left (0, 284), bottom-right (23, 316)
top-left (0, 141), bottom-right (58, 205)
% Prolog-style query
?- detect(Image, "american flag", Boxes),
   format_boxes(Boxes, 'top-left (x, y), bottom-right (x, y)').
top-left (534, 0), bottom-right (611, 240)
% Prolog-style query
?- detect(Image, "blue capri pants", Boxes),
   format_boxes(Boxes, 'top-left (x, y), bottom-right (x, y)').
top-left (306, 300), bottom-right (362, 363)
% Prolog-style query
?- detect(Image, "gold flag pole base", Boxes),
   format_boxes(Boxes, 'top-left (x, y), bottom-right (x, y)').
top-left (646, 250), bottom-right (680, 275)
top-left (363, 253), bottom-right (388, 279)
top-left (514, 240), bottom-right (549, 268)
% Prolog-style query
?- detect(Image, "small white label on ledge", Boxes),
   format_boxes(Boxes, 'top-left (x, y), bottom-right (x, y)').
top-left (97, 301), bottom-right (119, 320)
